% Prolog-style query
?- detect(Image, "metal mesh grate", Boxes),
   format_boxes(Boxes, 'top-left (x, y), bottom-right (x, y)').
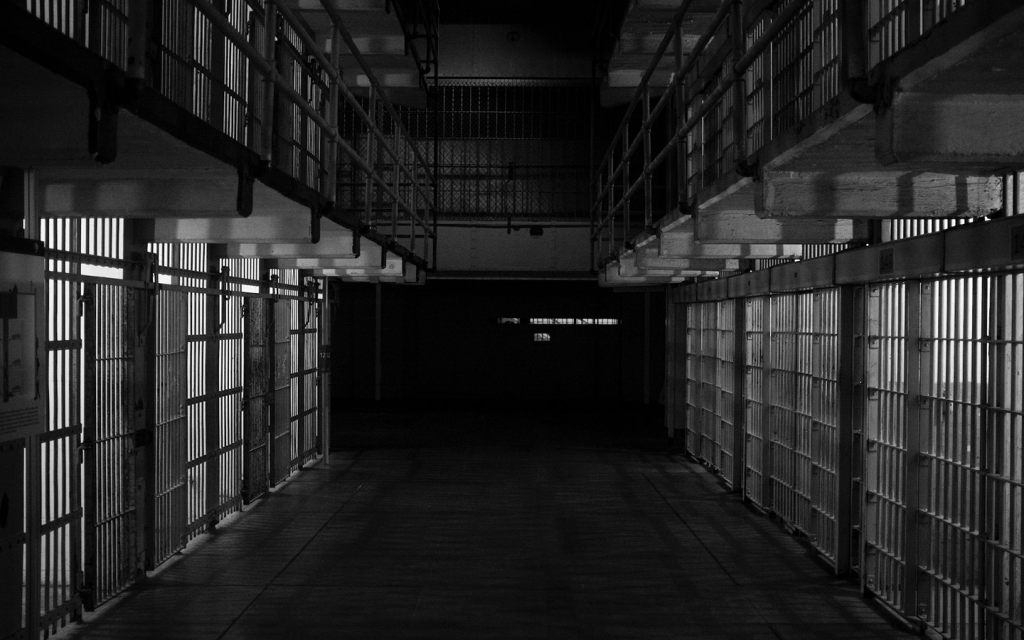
top-left (402, 80), bottom-right (592, 220)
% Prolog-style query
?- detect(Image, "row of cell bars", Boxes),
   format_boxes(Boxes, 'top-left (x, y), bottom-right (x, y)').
top-left (27, 218), bottom-right (322, 638)
top-left (680, 275), bottom-right (1022, 640)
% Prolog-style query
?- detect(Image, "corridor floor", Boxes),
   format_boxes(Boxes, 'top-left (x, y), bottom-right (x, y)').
top-left (60, 407), bottom-right (916, 639)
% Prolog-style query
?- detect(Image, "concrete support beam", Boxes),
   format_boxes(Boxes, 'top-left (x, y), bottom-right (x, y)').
top-left (635, 245), bottom-right (741, 272)
top-left (618, 252), bottom-right (707, 279)
top-left (42, 176), bottom-right (239, 218)
top-left (141, 213), bottom-right (314, 243)
top-left (694, 209), bottom-right (871, 244)
top-left (878, 92), bottom-right (1024, 166)
top-left (658, 217), bottom-right (802, 259)
top-left (224, 223), bottom-right (356, 258)
top-left (757, 170), bottom-right (1002, 218)
top-left (315, 256), bottom-right (403, 277)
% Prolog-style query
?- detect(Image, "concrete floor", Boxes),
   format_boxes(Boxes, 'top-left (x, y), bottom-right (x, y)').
top-left (59, 407), bottom-right (916, 639)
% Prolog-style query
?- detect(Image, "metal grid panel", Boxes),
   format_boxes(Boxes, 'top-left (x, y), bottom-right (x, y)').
top-left (151, 244), bottom-right (188, 564)
top-left (769, 293), bottom-right (813, 532)
top-left (699, 302), bottom-right (721, 466)
top-left (744, 296), bottom-right (769, 508)
top-left (810, 288), bottom-right (841, 564)
top-left (989, 271), bottom-right (1024, 640)
top-left (37, 218), bottom-right (89, 635)
top-left (717, 300), bottom-right (738, 485)
top-left (243, 294), bottom-right (272, 503)
top-left (746, 14), bottom-right (770, 154)
top-left (861, 282), bottom-right (908, 611)
top-left (918, 276), bottom-right (988, 639)
top-left (85, 283), bottom-right (137, 606)
top-left (684, 302), bottom-right (703, 456)
top-left (285, 270), bottom-right (318, 468)
top-left (213, 259), bottom-right (250, 521)
top-left (183, 244), bottom-right (210, 540)
top-left (772, 0), bottom-right (817, 138)
top-left (867, 0), bottom-right (973, 69)
top-left (403, 80), bottom-right (591, 220)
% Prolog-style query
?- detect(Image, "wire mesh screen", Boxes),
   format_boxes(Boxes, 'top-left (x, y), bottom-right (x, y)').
top-left (403, 80), bottom-right (592, 220)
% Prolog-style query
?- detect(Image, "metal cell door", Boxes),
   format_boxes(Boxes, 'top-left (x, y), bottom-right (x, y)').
top-left (82, 282), bottom-right (137, 607)
top-left (242, 297), bottom-right (272, 502)
top-left (271, 292), bottom-right (291, 484)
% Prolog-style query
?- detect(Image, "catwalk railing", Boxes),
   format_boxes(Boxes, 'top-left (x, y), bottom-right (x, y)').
top-left (590, 0), bottom-right (974, 265)
top-left (665, 212), bottom-right (1024, 640)
top-left (7, 219), bottom-right (326, 640)
top-left (11, 0), bottom-right (437, 265)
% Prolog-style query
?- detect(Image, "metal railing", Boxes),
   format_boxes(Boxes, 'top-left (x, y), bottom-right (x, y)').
top-left (16, 0), bottom-right (438, 266)
top-left (591, 0), bottom-right (979, 268)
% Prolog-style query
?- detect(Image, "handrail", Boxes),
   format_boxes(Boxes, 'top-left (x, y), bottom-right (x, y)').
top-left (183, 0), bottom-right (437, 256)
top-left (317, 0), bottom-right (436, 187)
top-left (590, 0), bottom-right (818, 260)
top-left (591, 0), bottom-right (733, 211)
top-left (275, 0), bottom-right (437, 206)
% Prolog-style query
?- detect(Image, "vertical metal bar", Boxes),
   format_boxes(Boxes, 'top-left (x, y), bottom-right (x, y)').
top-left (81, 283), bottom-right (97, 610)
top-left (665, 288), bottom-right (677, 442)
top-left (205, 250), bottom-right (221, 529)
top-left (324, 25), bottom-right (341, 203)
top-left (260, 1), bottom-right (278, 167)
top-left (836, 285), bottom-right (855, 576)
top-left (644, 291), bottom-right (651, 405)
top-left (760, 295), bottom-right (773, 509)
top-left (733, 298), bottom-right (746, 490)
top-left (903, 281), bottom-right (923, 621)
top-left (374, 281), bottom-right (382, 402)
top-left (320, 280), bottom-right (331, 464)
top-left (642, 85), bottom-right (652, 227)
top-left (364, 86), bottom-right (378, 225)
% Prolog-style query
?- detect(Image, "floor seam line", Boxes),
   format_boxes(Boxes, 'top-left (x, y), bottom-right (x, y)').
top-left (213, 469), bottom-right (376, 640)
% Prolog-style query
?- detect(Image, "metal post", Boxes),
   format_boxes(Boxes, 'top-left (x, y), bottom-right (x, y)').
top-left (835, 285), bottom-right (856, 576)
top-left (642, 85), bottom-right (653, 227)
top-left (320, 279), bottom-right (332, 464)
top-left (644, 291), bottom-right (651, 405)
top-left (732, 297), bottom-right (746, 490)
top-left (374, 281), bottom-right (382, 402)
top-left (205, 247), bottom-right (222, 530)
top-left (760, 295), bottom-right (773, 510)
top-left (261, 1), bottom-right (278, 167)
top-left (364, 87), bottom-right (378, 226)
top-left (902, 280), bottom-right (927, 620)
top-left (324, 26), bottom-right (341, 203)
top-left (665, 287), bottom-right (676, 441)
